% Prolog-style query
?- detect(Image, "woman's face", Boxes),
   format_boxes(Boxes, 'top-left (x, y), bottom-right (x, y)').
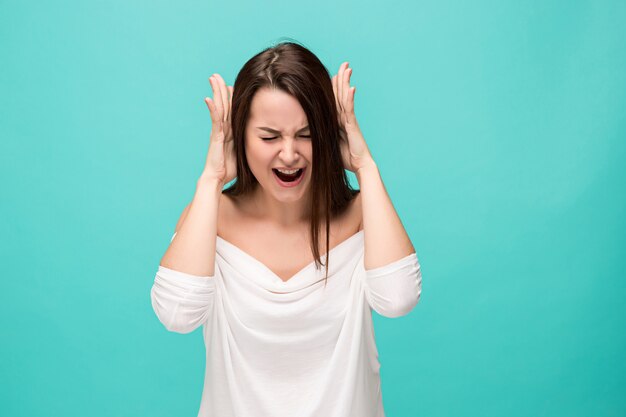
top-left (245, 87), bottom-right (313, 203)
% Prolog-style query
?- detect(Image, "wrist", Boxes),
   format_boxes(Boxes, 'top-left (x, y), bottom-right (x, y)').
top-left (196, 175), bottom-right (224, 193)
top-left (355, 159), bottom-right (378, 180)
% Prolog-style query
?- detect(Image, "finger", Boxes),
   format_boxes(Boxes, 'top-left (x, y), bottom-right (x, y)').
top-left (209, 75), bottom-right (224, 121)
top-left (332, 74), bottom-right (341, 114)
top-left (342, 65), bottom-right (351, 110)
top-left (214, 73), bottom-right (229, 122)
top-left (338, 62), bottom-right (347, 106)
top-left (347, 86), bottom-right (355, 114)
top-left (227, 86), bottom-right (234, 122)
top-left (214, 74), bottom-right (227, 121)
top-left (204, 97), bottom-right (217, 122)
top-left (205, 97), bottom-right (223, 137)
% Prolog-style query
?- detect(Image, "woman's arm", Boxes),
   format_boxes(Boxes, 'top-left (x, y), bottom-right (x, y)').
top-left (159, 177), bottom-right (222, 276)
top-left (357, 161), bottom-right (415, 269)
top-left (331, 62), bottom-right (415, 267)
top-left (332, 62), bottom-right (421, 317)
top-left (151, 177), bottom-right (222, 334)
top-left (357, 161), bottom-right (421, 318)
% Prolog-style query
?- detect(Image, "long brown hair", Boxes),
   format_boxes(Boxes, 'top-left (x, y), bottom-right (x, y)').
top-left (223, 39), bottom-right (359, 286)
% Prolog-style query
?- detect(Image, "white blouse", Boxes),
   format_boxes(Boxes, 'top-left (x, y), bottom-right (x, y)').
top-left (151, 230), bottom-right (421, 417)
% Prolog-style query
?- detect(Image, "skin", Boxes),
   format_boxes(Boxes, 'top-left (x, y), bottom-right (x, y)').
top-left (235, 60), bottom-right (376, 229)
top-left (212, 69), bottom-right (368, 281)
top-left (218, 84), bottom-right (362, 282)
top-left (175, 62), bottom-right (415, 280)
top-left (244, 87), bottom-right (315, 227)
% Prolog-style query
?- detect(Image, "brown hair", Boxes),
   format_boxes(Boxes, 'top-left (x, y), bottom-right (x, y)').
top-left (223, 39), bottom-right (359, 285)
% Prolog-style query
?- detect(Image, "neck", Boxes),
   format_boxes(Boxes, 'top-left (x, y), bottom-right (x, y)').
top-left (250, 184), bottom-right (313, 228)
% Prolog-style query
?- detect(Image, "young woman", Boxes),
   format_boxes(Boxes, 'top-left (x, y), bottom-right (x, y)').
top-left (151, 41), bottom-right (422, 417)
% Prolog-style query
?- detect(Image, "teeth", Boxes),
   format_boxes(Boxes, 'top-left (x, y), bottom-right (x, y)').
top-left (276, 168), bottom-right (301, 174)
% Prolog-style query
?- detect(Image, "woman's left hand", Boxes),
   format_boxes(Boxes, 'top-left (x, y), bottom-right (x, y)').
top-left (332, 62), bottom-right (375, 173)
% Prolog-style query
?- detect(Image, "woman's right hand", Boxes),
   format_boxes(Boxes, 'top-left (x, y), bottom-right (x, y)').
top-left (201, 73), bottom-right (236, 186)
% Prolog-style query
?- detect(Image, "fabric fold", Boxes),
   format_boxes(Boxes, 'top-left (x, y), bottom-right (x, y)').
top-left (150, 229), bottom-right (422, 416)
top-left (363, 253), bottom-right (422, 318)
top-left (150, 264), bottom-right (217, 334)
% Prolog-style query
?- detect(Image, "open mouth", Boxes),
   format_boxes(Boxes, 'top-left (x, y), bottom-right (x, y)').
top-left (272, 168), bottom-right (305, 183)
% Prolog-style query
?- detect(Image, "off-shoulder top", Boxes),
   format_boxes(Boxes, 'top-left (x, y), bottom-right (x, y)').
top-left (151, 230), bottom-right (421, 417)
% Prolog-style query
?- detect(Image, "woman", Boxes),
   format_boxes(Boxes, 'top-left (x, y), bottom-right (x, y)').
top-left (151, 41), bottom-right (422, 417)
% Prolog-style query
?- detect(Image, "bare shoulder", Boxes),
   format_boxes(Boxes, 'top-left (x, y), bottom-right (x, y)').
top-left (337, 190), bottom-right (362, 234)
top-left (173, 192), bottom-right (236, 235)
top-left (220, 192), bottom-right (243, 216)
top-left (217, 192), bottom-right (242, 236)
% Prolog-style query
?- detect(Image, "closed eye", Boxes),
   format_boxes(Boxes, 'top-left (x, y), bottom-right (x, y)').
top-left (261, 135), bottom-right (311, 141)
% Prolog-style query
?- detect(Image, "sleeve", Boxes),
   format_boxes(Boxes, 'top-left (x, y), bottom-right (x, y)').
top-left (363, 252), bottom-right (422, 318)
top-left (150, 232), bottom-right (218, 334)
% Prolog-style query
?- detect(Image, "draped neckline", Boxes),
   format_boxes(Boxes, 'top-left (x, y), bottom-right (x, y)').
top-left (216, 229), bottom-right (364, 284)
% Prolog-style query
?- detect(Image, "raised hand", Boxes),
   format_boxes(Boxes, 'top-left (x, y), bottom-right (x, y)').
top-left (202, 73), bottom-right (236, 185)
top-left (331, 62), bottom-right (374, 173)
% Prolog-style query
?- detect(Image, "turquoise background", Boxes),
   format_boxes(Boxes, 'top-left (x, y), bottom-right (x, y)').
top-left (1, 0), bottom-right (624, 416)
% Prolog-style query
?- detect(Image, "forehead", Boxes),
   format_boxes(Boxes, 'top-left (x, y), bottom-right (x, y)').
top-left (248, 87), bottom-right (308, 129)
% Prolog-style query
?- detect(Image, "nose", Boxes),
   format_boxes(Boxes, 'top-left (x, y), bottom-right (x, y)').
top-left (278, 137), bottom-right (301, 165)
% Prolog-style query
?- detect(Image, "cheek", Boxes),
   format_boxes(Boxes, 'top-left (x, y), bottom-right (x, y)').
top-left (303, 144), bottom-right (313, 163)
top-left (245, 143), bottom-right (271, 171)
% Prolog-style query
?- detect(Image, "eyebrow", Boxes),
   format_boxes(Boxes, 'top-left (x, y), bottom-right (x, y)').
top-left (256, 125), bottom-right (310, 134)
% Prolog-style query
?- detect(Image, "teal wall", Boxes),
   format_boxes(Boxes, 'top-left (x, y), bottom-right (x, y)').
top-left (1, 1), bottom-right (624, 416)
